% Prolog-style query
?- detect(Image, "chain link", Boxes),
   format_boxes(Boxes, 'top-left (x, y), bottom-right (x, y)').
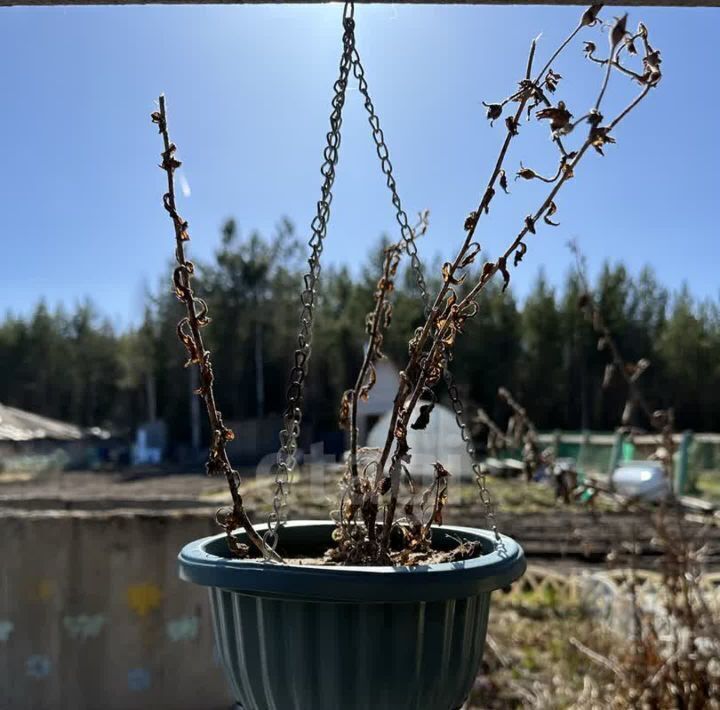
top-left (351, 48), bottom-right (430, 313)
top-left (263, 7), bottom-right (356, 554)
top-left (445, 368), bottom-right (500, 540)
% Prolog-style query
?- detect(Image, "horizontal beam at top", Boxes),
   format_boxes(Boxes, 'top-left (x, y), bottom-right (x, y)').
top-left (1, 0), bottom-right (719, 7)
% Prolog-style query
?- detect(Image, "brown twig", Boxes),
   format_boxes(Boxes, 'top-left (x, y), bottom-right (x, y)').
top-left (151, 95), bottom-right (279, 562)
top-left (378, 12), bottom-right (661, 544)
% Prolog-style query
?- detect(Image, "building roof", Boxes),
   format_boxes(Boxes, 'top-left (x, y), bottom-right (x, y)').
top-left (0, 403), bottom-right (105, 442)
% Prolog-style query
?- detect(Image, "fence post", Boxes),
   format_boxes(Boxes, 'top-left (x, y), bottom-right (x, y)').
top-left (675, 430), bottom-right (693, 495)
top-left (608, 430), bottom-right (623, 479)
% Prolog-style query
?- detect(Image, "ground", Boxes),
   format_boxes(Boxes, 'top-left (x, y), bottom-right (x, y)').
top-left (467, 589), bottom-right (616, 709)
top-left (697, 470), bottom-right (720, 503)
top-left (2, 465), bottom-right (718, 707)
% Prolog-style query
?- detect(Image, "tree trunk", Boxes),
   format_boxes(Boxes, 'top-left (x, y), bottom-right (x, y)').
top-left (254, 317), bottom-right (265, 419)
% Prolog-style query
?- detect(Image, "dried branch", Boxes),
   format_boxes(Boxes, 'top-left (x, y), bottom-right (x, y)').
top-left (474, 407), bottom-right (509, 456)
top-left (151, 95), bottom-right (278, 562)
top-left (498, 387), bottom-right (543, 482)
top-left (569, 636), bottom-right (627, 681)
top-left (569, 240), bottom-right (676, 483)
top-left (376, 9), bottom-right (662, 546)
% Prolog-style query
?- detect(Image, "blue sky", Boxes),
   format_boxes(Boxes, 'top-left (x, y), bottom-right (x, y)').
top-left (0, 3), bottom-right (718, 328)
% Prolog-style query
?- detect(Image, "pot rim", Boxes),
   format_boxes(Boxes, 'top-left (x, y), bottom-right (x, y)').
top-left (179, 520), bottom-right (525, 602)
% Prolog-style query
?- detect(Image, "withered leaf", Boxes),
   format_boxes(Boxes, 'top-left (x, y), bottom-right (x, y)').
top-left (482, 102), bottom-right (503, 126)
top-left (505, 116), bottom-right (519, 136)
top-left (536, 101), bottom-right (573, 134)
top-left (339, 389), bottom-right (353, 430)
top-left (543, 202), bottom-right (560, 227)
top-left (359, 365), bottom-right (377, 400)
top-left (464, 211), bottom-right (478, 231)
top-left (590, 126), bottom-right (616, 155)
top-left (411, 402), bottom-right (435, 431)
top-left (459, 242), bottom-right (482, 268)
top-left (498, 256), bottom-right (510, 292)
top-left (544, 69), bottom-right (562, 93)
top-left (379, 476), bottom-right (392, 496)
top-left (481, 261), bottom-right (495, 282)
top-left (499, 170), bottom-right (509, 194)
top-left (459, 300), bottom-right (479, 319)
top-left (442, 262), bottom-right (466, 285)
top-left (513, 241), bottom-right (527, 267)
top-left (482, 187), bottom-right (495, 214)
top-left (525, 215), bottom-right (537, 235)
top-left (434, 462), bottom-right (452, 479)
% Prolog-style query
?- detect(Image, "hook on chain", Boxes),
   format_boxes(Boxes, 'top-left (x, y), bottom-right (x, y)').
top-left (343, 1), bottom-right (355, 30)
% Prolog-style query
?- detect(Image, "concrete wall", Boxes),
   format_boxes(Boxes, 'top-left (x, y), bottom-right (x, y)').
top-left (0, 508), bottom-right (235, 710)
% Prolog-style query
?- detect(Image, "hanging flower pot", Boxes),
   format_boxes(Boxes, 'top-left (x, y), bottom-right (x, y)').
top-left (150, 0), bottom-right (662, 705)
top-left (179, 520), bottom-right (525, 710)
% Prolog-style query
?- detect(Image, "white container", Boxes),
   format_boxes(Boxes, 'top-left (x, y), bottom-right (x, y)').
top-left (611, 460), bottom-right (669, 501)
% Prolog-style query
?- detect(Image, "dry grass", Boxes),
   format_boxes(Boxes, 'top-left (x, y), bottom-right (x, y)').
top-left (468, 586), bottom-right (617, 709)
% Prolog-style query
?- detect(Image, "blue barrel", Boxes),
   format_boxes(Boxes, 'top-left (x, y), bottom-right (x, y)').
top-left (179, 520), bottom-right (525, 710)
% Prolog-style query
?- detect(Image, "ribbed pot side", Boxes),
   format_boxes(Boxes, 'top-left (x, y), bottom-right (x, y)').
top-left (179, 521), bottom-right (525, 710)
top-left (210, 588), bottom-right (491, 710)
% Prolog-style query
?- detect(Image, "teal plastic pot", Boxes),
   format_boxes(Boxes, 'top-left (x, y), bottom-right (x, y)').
top-left (179, 520), bottom-right (525, 710)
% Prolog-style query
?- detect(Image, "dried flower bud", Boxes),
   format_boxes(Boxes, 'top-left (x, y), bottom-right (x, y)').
top-left (482, 102), bottom-right (503, 125)
top-left (544, 69), bottom-right (562, 93)
top-left (580, 4), bottom-right (603, 27)
top-left (590, 126), bottom-right (616, 155)
top-left (525, 216), bottom-right (537, 235)
top-left (516, 165), bottom-right (538, 181)
top-left (583, 41), bottom-right (597, 58)
top-left (505, 116), bottom-right (519, 135)
top-left (610, 14), bottom-right (628, 49)
top-left (587, 110), bottom-right (603, 128)
top-left (464, 211), bottom-right (478, 231)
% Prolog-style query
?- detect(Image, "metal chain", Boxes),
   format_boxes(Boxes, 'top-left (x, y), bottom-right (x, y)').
top-left (352, 43), bottom-right (500, 541)
top-left (263, 3), bottom-right (356, 554)
top-left (265, 1), bottom-right (500, 551)
top-left (445, 368), bottom-right (500, 540)
top-left (350, 48), bottom-right (430, 312)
